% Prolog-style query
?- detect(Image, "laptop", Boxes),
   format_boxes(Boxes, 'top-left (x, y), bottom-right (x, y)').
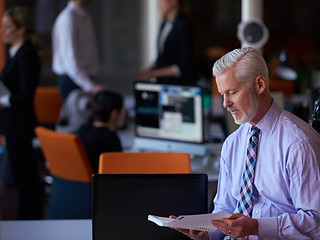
top-left (92, 174), bottom-right (208, 240)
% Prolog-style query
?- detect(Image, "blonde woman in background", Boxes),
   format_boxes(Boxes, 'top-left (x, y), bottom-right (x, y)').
top-left (0, 6), bottom-right (44, 220)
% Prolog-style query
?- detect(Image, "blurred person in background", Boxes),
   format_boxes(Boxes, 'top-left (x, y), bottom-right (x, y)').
top-left (0, 6), bottom-right (44, 220)
top-left (136, 0), bottom-right (195, 84)
top-left (52, 0), bottom-right (105, 102)
top-left (76, 90), bottom-right (124, 172)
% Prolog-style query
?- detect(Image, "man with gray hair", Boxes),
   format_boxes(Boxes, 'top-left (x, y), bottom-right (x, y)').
top-left (174, 47), bottom-right (320, 239)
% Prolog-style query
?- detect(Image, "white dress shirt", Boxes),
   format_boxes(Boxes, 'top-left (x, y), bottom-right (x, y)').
top-left (52, 1), bottom-right (99, 91)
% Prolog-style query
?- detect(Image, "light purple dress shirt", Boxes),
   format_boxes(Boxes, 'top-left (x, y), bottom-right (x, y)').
top-left (210, 100), bottom-right (320, 239)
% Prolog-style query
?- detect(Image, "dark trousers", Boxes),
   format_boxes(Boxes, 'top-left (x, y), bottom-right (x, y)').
top-left (5, 128), bottom-right (44, 220)
top-left (58, 75), bottom-right (80, 102)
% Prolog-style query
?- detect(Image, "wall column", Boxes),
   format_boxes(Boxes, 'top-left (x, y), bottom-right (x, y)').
top-left (239, 0), bottom-right (268, 52)
top-left (241, 0), bottom-right (263, 22)
top-left (141, 0), bottom-right (161, 68)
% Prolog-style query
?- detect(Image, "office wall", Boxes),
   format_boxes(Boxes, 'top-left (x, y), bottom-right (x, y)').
top-left (4, 0), bottom-right (320, 96)
top-left (87, 0), bottom-right (145, 95)
top-left (4, 0), bottom-right (147, 95)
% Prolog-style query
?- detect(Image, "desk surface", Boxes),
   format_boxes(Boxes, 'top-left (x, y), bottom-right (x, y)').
top-left (0, 219), bottom-right (91, 240)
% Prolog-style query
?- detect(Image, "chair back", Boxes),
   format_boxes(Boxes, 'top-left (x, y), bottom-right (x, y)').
top-left (34, 87), bottom-right (62, 125)
top-left (99, 152), bottom-right (191, 174)
top-left (35, 126), bottom-right (93, 182)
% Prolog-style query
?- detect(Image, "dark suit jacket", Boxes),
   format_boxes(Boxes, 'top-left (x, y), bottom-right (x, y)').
top-left (0, 39), bottom-right (40, 135)
top-left (155, 12), bottom-right (195, 83)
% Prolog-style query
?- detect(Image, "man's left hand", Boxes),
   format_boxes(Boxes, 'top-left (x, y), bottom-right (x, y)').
top-left (211, 213), bottom-right (259, 238)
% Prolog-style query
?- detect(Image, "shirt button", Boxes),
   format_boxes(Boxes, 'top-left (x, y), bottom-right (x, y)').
top-left (256, 210), bottom-right (259, 214)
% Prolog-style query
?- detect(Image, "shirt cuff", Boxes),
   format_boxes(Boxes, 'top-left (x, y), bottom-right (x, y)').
top-left (257, 217), bottom-right (278, 238)
top-left (172, 65), bottom-right (181, 77)
top-left (0, 94), bottom-right (11, 107)
top-left (81, 81), bottom-right (94, 92)
top-left (208, 229), bottom-right (225, 240)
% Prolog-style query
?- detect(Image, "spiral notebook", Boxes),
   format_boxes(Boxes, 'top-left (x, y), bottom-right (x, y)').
top-left (148, 212), bottom-right (231, 232)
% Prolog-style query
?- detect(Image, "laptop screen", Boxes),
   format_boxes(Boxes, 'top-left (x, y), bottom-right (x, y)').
top-left (92, 174), bottom-right (208, 240)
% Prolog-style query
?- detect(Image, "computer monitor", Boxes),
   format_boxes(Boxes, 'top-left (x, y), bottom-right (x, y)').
top-left (92, 174), bottom-right (208, 240)
top-left (133, 81), bottom-right (206, 156)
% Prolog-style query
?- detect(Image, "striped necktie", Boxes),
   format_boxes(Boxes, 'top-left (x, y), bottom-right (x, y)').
top-left (236, 125), bottom-right (260, 217)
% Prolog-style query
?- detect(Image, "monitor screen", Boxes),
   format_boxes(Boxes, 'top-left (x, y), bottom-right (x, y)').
top-left (92, 174), bottom-right (208, 240)
top-left (133, 82), bottom-right (205, 155)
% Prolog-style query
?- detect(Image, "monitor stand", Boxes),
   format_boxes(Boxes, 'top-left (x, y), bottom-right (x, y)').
top-left (133, 137), bottom-right (206, 157)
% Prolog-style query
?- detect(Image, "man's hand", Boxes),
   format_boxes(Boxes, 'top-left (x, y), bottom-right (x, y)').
top-left (169, 216), bottom-right (209, 240)
top-left (135, 70), bottom-right (154, 82)
top-left (211, 213), bottom-right (259, 238)
top-left (90, 84), bottom-right (106, 93)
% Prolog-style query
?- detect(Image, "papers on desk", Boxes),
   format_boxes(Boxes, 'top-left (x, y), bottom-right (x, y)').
top-left (148, 212), bottom-right (231, 232)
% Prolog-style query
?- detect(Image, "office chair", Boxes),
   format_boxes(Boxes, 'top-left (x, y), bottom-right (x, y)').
top-left (98, 152), bottom-right (191, 174)
top-left (0, 136), bottom-right (6, 219)
top-left (34, 86), bottom-right (62, 128)
top-left (35, 126), bottom-right (93, 219)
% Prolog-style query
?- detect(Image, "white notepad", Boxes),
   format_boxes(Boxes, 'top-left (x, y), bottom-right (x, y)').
top-left (148, 212), bottom-right (231, 232)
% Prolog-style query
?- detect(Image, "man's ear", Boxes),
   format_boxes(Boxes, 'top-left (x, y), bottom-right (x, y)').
top-left (110, 109), bottom-right (117, 119)
top-left (255, 75), bottom-right (267, 94)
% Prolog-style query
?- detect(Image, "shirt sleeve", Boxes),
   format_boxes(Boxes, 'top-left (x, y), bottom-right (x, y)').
top-left (209, 141), bottom-right (237, 240)
top-left (212, 141), bottom-right (238, 214)
top-left (172, 64), bottom-right (181, 77)
top-left (272, 140), bottom-right (320, 239)
top-left (208, 229), bottom-right (226, 240)
top-left (0, 94), bottom-right (11, 107)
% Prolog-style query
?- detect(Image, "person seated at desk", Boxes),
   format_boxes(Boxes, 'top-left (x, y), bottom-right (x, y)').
top-left (76, 90), bottom-right (125, 172)
top-left (171, 47), bottom-right (320, 239)
top-left (135, 0), bottom-right (195, 84)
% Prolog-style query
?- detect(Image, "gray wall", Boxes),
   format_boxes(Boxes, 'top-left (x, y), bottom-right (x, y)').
top-left (88, 0), bottom-right (145, 95)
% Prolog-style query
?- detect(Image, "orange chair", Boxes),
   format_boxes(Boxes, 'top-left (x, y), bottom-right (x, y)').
top-left (98, 152), bottom-right (191, 174)
top-left (35, 126), bottom-right (93, 219)
top-left (34, 86), bottom-right (62, 126)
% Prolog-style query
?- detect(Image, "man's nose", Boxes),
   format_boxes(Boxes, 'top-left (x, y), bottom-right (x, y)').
top-left (223, 96), bottom-right (232, 109)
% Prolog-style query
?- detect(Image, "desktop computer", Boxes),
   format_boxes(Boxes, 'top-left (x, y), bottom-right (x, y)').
top-left (133, 81), bottom-right (206, 156)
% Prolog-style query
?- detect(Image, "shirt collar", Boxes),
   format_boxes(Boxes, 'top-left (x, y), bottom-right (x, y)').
top-left (9, 42), bottom-right (23, 58)
top-left (245, 98), bottom-right (282, 134)
top-left (68, 1), bottom-right (86, 16)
